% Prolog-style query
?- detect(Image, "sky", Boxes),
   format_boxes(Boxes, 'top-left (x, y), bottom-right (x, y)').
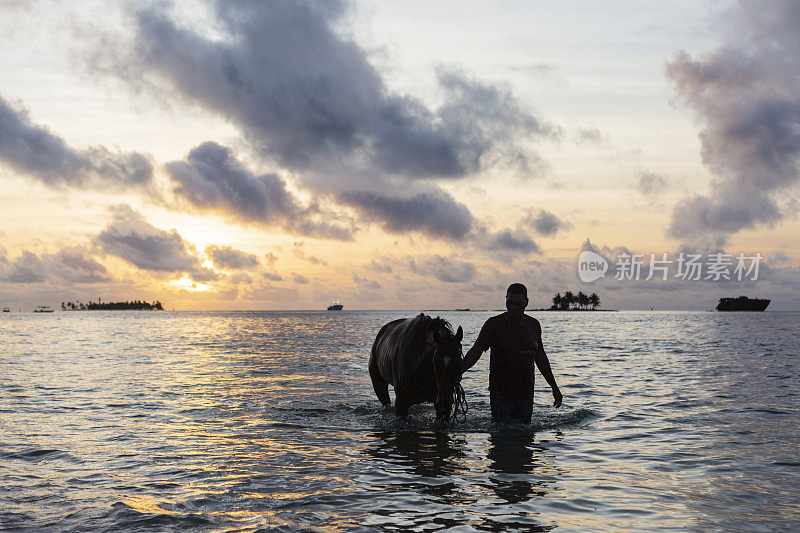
top-left (1, 0), bottom-right (798, 311)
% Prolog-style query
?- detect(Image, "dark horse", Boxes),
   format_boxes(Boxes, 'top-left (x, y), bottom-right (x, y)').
top-left (369, 314), bottom-right (466, 428)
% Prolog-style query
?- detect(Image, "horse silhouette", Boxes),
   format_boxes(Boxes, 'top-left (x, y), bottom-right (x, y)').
top-left (369, 314), bottom-right (465, 429)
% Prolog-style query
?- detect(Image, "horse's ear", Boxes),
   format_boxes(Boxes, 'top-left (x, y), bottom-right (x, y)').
top-left (455, 326), bottom-right (463, 342)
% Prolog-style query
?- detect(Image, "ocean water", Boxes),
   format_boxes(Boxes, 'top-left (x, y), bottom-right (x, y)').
top-left (1, 310), bottom-right (798, 532)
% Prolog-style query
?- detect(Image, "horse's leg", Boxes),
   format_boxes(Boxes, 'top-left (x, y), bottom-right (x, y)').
top-left (394, 390), bottom-right (410, 417)
top-left (369, 357), bottom-right (391, 406)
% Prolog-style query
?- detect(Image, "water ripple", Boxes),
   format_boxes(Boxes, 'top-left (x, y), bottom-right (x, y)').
top-left (1, 310), bottom-right (799, 531)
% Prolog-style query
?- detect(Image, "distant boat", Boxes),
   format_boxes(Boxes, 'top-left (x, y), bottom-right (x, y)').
top-left (33, 306), bottom-right (54, 313)
top-left (716, 296), bottom-right (770, 312)
top-left (455, 308), bottom-right (471, 311)
top-left (2, 307), bottom-right (10, 313)
top-left (327, 301), bottom-right (344, 311)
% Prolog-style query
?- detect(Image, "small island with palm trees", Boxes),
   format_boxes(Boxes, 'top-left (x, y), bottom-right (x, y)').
top-left (62, 299), bottom-right (164, 311)
top-left (548, 291), bottom-right (611, 311)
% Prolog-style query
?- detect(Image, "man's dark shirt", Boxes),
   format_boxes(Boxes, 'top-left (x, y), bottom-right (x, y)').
top-left (473, 312), bottom-right (542, 398)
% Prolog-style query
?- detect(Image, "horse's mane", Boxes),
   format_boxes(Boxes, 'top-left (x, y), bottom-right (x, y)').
top-left (399, 313), bottom-right (453, 355)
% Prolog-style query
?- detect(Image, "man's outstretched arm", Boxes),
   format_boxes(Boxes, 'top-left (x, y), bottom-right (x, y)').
top-left (462, 341), bottom-right (487, 372)
top-left (463, 322), bottom-right (491, 372)
top-left (534, 348), bottom-right (562, 408)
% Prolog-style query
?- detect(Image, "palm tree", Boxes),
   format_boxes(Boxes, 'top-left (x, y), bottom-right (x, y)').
top-left (589, 293), bottom-right (600, 310)
top-left (577, 291), bottom-right (589, 310)
top-left (551, 293), bottom-right (562, 310)
top-left (563, 291), bottom-right (575, 310)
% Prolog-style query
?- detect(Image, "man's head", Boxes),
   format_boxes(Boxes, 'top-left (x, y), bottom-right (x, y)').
top-left (506, 283), bottom-right (528, 316)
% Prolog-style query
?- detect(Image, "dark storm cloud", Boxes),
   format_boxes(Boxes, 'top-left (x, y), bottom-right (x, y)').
top-left (520, 209), bottom-right (571, 236)
top-left (165, 142), bottom-right (353, 240)
top-left (205, 245), bottom-right (259, 270)
top-left (409, 255), bottom-right (476, 283)
top-left (118, 1), bottom-right (557, 181)
top-left (0, 94), bottom-right (153, 189)
top-left (338, 188), bottom-right (473, 240)
top-left (0, 247), bottom-right (111, 284)
top-left (95, 204), bottom-right (217, 281)
top-left (666, 0), bottom-right (800, 242)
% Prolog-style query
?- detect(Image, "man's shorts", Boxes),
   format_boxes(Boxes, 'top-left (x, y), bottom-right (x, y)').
top-left (490, 388), bottom-right (533, 424)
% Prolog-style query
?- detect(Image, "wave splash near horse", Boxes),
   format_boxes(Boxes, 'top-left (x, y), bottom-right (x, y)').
top-left (369, 314), bottom-right (466, 429)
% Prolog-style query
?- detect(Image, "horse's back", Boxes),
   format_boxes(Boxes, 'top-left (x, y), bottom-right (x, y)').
top-left (370, 315), bottom-right (430, 389)
top-left (370, 317), bottom-right (410, 386)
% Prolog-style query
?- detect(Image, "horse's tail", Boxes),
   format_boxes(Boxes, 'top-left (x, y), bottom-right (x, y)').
top-left (369, 327), bottom-right (392, 406)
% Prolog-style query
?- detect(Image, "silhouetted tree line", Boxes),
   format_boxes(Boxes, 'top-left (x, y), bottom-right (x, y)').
top-left (550, 291), bottom-right (600, 310)
top-left (61, 300), bottom-right (164, 311)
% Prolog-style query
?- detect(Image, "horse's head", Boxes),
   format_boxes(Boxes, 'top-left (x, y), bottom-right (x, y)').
top-left (430, 324), bottom-right (464, 429)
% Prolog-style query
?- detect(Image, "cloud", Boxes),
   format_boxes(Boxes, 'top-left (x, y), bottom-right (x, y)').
top-left (366, 257), bottom-right (394, 274)
top-left (240, 284), bottom-right (298, 302)
top-left (409, 254), bottom-right (476, 283)
top-left (0, 251), bottom-right (45, 283)
top-left (114, 1), bottom-right (556, 182)
top-left (55, 247), bottom-right (113, 283)
top-left (205, 244), bottom-right (259, 270)
top-left (0, 247), bottom-right (111, 283)
top-left (291, 241), bottom-right (327, 265)
top-left (508, 62), bottom-right (556, 76)
top-left (292, 273), bottom-right (310, 284)
top-left (574, 127), bottom-right (608, 145)
top-left (635, 170), bottom-right (669, 200)
top-left (0, 94), bottom-right (153, 189)
top-left (228, 273), bottom-right (252, 285)
top-left (165, 141), bottom-right (354, 240)
top-left (339, 188), bottom-right (474, 240)
top-left (666, 0), bottom-right (800, 242)
top-left (481, 228), bottom-right (541, 254)
top-left (94, 204), bottom-right (217, 281)
top-left (92, 1), bottom-right (558, 242)
top-left (352, 272), bottom-right (381, 290)
top-left (520, 209), bottom-right (571, 236)
top-left (768, 250), bottom-right (792, 267)
top-left (262, 271), bottom-right (283, 282)
top-left (432, 66), bottom-right (560, 177)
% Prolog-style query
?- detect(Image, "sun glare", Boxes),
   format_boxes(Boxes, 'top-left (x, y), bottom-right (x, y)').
top-left (166, 275), bottom-right (213, 292)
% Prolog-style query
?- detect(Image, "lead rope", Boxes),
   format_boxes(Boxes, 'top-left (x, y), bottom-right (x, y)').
top-left (448, 382), bottom-right (468, 428)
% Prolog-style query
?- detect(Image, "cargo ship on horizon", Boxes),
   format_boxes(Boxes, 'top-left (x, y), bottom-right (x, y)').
top-left (716, 296), bottom-right (770, 312)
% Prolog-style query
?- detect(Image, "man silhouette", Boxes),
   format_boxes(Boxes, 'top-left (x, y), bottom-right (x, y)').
top-left (463, 283), bottom-right (562, 424)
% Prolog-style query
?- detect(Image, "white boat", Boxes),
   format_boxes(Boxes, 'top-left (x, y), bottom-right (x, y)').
top-left (33, 306), bottom-right (54, 313)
